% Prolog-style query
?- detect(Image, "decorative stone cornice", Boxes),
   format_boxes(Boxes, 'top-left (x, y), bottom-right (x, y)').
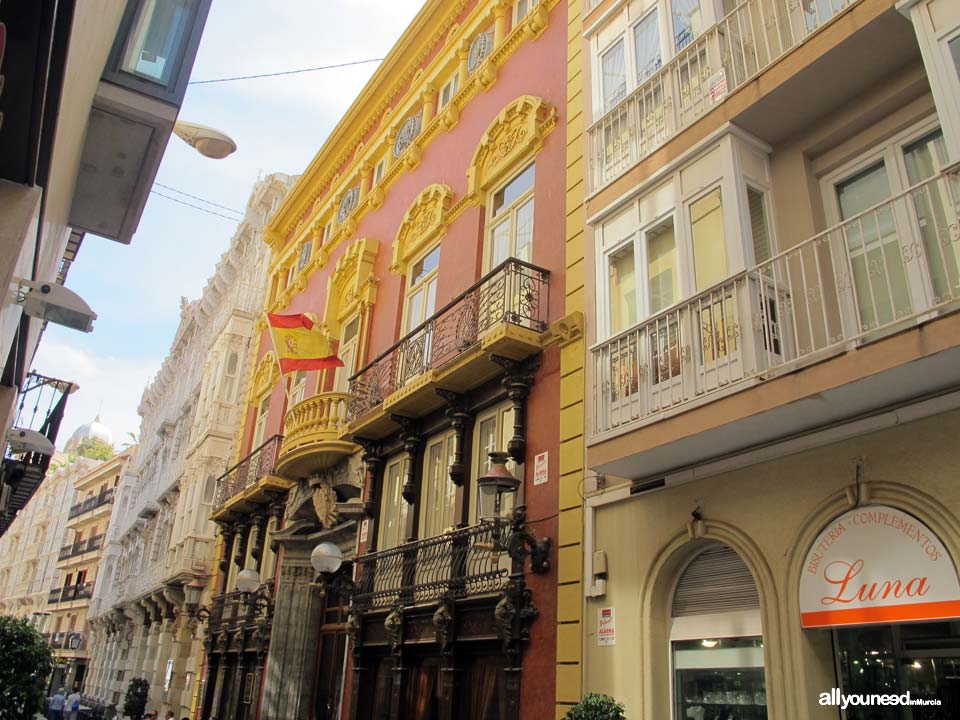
top-left (391, 184), bottom-right (455, 275)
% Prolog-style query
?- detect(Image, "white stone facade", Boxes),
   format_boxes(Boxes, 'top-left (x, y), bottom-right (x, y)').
top-left (84, 173), bottom-right (295, 715)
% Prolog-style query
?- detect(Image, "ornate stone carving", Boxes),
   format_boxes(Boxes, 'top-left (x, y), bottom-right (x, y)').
top-left (432, 598), bottom-right (453, 648)
top-left (467, 31), bottom-right (493, 73)
top-left (345, 611), bottom-right (362, 645)
top-left (494, 590), bottom-right (515, 649)
top-left (337, 186), bottom-right (360, 223)
top-left (312, 482), bottom-right (339, 529)
top-left (393, 114), bottom-right (422, 158)
top-left (467, 96), bottom-right (557, 197)
top-left (384, 606), bottom-right (403, 650)
top-left (324, 237), bottom-right (379, 330)
top-left (253, 351), bottom-right (281, 398)
top-left (391, 184), bottom-right (455, 275)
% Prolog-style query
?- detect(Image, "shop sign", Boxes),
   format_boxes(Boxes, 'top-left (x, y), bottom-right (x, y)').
top-left (534, 451), bottom-right (549, 486)
top-left (598, 607), bottom-right (616, 646)
top-left (800, 505), bottom-right (960, 628)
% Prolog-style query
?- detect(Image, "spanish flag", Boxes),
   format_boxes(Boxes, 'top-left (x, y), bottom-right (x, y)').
top-left (267, 313), bottom-right (344, 373)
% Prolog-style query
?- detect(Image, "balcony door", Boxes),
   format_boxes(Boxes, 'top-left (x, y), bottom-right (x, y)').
top-left (824, 123), bottom-right (958, 337)
top-left (334, 316), bottom-right (360, 394)
top-left (399, 246), bottom-right (440, 385)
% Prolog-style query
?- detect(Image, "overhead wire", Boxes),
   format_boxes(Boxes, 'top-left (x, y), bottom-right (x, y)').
top-left (153, 183), bottom-right (244, 215)
top-left (148, 191), bottom-right (243, 222)
top-left (187, 57), bottom-right (384, 85)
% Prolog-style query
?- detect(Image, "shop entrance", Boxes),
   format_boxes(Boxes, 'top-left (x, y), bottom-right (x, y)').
top-left (834, 621), bottom-right (960, 719)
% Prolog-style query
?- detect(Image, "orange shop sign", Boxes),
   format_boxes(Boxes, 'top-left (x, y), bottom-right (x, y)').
top-left (800, 505), bottom-right (960, 628)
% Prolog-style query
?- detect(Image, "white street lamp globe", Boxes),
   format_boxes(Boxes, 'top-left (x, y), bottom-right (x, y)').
top-left (235, 568), bottom-right (261, 594)
top-left (311, 542), bottom-right (343, 575)
top-left (173, 120), bottom-right (238, 160)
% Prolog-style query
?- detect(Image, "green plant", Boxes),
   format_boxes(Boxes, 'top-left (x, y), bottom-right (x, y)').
top-left (0, 615), bottom-right (54, 720)
top-left (76, 437), bottom-right (114, 460)
top-left (564, 693), bottom-right (627, 720)
top-left (123, 678), bottom-right (150, 720)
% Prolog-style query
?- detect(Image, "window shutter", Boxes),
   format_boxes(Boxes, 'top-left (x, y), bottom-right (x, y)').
top-left (672, 544), bottom-right (759, 617)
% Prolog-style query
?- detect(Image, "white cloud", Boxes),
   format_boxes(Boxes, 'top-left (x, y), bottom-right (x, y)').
top-left (32, 338), bottom-right (160, 450)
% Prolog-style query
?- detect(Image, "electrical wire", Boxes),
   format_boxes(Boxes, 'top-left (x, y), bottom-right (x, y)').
top-left (149, 190), bottom-right (243, 222)
top-left (188, 58), bottom-right (384, 85)
top-left (153, 183), bottom-right (244, 215)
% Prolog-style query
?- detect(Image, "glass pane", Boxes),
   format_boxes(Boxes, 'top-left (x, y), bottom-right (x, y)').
top-left (514, 197), bottom-right (535, 262)
top-left (426, 277), bottom-right (437, 317)
top-left (380, 461), bottom-right (408, 550)
top-left (647, 217), bottom-right (677, 313)
top-left (690, 189), bottom-right (727, 291)
top-left (672, 0), bottom-right (703, 51)
top-left (491, 218), bottom-right (512, 267)
top-left (121, 0), bottom-right (194, 85)
top-left (411, 246), bottom-right (441, 285)
top-left (952, 36), bottom-right (960, 80)
top-left (517, 0), bottom-right (530, 21)
top-left (406, 289), bottom-right (424, 331)
top-left (602, 40), bottom-right (627, 110)
top-left (477, 417), bottom-right (497, 473)
top-left (672, 637), bottom-right (766, 720)
top-left (492, 164), bottom-right (536, 216)
top-left (834, 626), bottom-right (898, 720)
top-left (609, 245), bottom-right (637, 334)
top-left (903, 130), bottom-right (948, 185)
top-left (747, 187), bottom-right (772, 265)
top-left (634, 10), bottom-right (662, 81)
top-left (837, 162), bottom-right (890, 221)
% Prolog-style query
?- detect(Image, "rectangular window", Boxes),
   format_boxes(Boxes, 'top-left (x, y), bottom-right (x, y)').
top-left (746, 187), bottom-right (772, 265)
top-left (488, 164), bottom-right (535, 268)
top-left (121, 0), bottom-right (196, 85)
top-left (379, 456), bottom-right (409, 549)
top-left (608, 244), bottom-right (637, 335)
top-left (405, 246), bottom-right (441, 332)
top-left (951, 36), bottom-right (960, 79)
top-left (516, 0), bottom-right (537, 23)
top-left (290, 371), bottom-right (307, 406)
top-left (439, 74), bottom-right (460, 109)
top-left (601, 39), bottom-right (627, 110)
top-left (334, 316), bottom-right (360, 393)
top-left (251, 395), bottom-right (270, 449)
top-left (297, 240), bottom-right (312, 272)
top-left (672, 0), bottom-right (703, 51)
top-left (374, 160), bottom-right (385, 184)
top-left (646, 216), bottom-right (678, 313)
top-left (634, 10), bottom-right (661, 81)
top-left (690, 188), bottom-right (727, 291)
top-left (323, 222), bottom-right (333, 244)
top-left (420, 431), bottom-right (457, 538)
top-left (471, 403), bottom-right (516, 523)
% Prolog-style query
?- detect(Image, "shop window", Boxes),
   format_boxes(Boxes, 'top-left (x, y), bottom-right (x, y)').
top-left (420, 430), bottom-right (457, 538)
top-left (379, 455), bottom-right (410, 550)
top-left (670, 544), bottom-right (766, 720)
top-left (487, 164), bottom-right (535, 270)
top-left (402, 658), bottom-right (442, 720)
top-left (456, 655), bottom-right (507, 720)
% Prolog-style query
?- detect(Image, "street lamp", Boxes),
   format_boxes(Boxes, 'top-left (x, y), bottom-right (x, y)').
top-left (311, 542), bottom-right (353, 599)
top-left (173, 120), bottom-right (237, 160)
top-left (476, 451), bottom-right (519, 523)
top-left (183, 579), bottom-right (210, 623)
top-left (236, 569), bottom-right (271, 616)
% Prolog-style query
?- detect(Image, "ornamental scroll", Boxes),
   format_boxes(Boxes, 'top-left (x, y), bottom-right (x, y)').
top-left (467, 95), bottom-right (557, 196)
top-left (390, 184), bottom-right (455, 275)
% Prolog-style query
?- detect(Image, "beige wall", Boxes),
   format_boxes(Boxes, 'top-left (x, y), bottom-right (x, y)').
top-left (584, 407), bottom-right (960, 719)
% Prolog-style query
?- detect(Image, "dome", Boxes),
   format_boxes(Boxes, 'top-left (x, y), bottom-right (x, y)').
top-left (64, 415), bottom-right (114, 453)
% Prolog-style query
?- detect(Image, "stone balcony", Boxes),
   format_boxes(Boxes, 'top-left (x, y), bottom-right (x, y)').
top-left (275, 392), bottom-right (358, 480)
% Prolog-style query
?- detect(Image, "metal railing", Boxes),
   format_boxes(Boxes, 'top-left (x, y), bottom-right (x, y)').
top-left (48, 581), bottom-right (95, 605)
top-left (57, 534), bottom-right (104, 561)
top-left (348, 259), bottom-right (550, 420)
top-left (352, 522), bottom-right (509, 611)
top-left (587, 0), bottom-right (859, 192)
top-left (593, 170), bottom-right (960, 436)
top-left (68, 488), bottom-right (115, 519)
top-left (212, 435), bottom-right (283, 510)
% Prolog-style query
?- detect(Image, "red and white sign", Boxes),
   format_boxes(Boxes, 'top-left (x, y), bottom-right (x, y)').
top-left (800, 505), bottom-right (960, 628)
top-left (534, 451), bottom-right (549, 486)
top-left (598, 607), bottom-right (616, 646)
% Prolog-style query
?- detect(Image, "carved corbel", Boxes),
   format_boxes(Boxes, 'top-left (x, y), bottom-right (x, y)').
top-left (355, 438), bottom-right (384, 518)
top-left (436, 389), bottom-right (470, 487)
top-left (390, 415), bottom-right (422, 504)
top-left (490, 355), bottom-right (540, 463)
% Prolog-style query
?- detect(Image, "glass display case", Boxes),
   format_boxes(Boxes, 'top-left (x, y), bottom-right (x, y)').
top-left (673, 637), bottom-right (767, 720)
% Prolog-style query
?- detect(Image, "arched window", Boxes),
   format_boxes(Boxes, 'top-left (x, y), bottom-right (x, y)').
top-left (670, 544), bottom-right (766, 718)
top-left (202, 475), bottom-right (216, 505)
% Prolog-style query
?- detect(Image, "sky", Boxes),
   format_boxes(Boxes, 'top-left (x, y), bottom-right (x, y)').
top-left (33, 0), bottom-right (426, 448)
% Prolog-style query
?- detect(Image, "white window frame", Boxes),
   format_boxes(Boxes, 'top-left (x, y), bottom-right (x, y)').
top-left (251, 395), bottom-right (270, 449)
top-left (438, 73), bottom-right (460, 110)
top-left (290, 370), bottom-right (308, 406)
top-left (419, 429), bottom-right (457, 538)
top-left (485, 163), bottom-right (536, 271)
top-left (374, 159), bottom-right (385, 185)
top-left (514, 0), bottom-right (539, 25)
top-left (468, 402), bottom-right (521, 525)
top-left (334, 315), bottom-right (361, 394)
top-left (401, 244), bottom-right (441, 334)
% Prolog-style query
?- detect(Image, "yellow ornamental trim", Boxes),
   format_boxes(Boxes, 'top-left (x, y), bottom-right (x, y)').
top-left (467, 95), bottom-right (558, 196)
top-left (391, 184), bottom-right (455, 275)
top-left (254, 351), bottom-right (281, 397)
top-left (324, 237), bottom-right (380, 332)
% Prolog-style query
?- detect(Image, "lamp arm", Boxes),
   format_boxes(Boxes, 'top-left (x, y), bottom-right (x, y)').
top-left (506, 506), bottom-right (551, 575)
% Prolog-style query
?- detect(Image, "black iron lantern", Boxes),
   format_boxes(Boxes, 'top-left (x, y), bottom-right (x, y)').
top-left (477, 451), bottom-right (519, 523)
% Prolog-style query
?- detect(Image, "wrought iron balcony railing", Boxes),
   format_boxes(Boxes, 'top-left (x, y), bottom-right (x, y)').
top-left (351, 522), bottom-right (509, 611)
top-left (348, 258), bottom-right (550, 420)
top-left (57, 534), bottom-right (104, 561)
top-left (587, 0), bottom-right (860, 192)
top-left (593, 170), bottom-right (960, 437)
top-left (68, 488), bottom-right (115, 519)
top-left (47, 581), bottom-right (95, 605)
top-left (212, 434), bottom-right (283, 510)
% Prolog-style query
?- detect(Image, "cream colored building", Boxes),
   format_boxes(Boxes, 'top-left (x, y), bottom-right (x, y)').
top-left (47, 447), bottom-right (135, 695)
top-left (574, 0), bottom-right (960, 718)
top-left (84, 172), bottom-right (295, 717)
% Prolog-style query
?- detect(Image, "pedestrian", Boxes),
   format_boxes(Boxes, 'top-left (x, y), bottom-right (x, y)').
top-left (65, 687), bottom-right (82, 720)
top-left (48, 687), bottom-right (66, 720)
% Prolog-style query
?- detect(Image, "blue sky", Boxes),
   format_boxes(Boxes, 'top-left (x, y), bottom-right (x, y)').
top-left (34, 0), bottom-right (425, 447)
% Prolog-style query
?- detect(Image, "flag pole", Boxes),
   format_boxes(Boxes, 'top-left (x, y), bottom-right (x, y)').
top-left (263, 312), bottom-right (293, 408)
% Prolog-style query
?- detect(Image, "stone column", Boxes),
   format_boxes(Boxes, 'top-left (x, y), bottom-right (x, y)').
top-left (166, 614), bottom-right (197, 716)
top-left (126, 605), bottom-right (151, 687)
top-left (421, 84), bottom-right (438, 125)
top-left (259, 537), bottom-right (325, 720)
top-left (457, 44), bottom-right (470, 88)
top-left (493, 0), bottom-right (510, 46)
top-left (150, 609), bottom-right (175, 709)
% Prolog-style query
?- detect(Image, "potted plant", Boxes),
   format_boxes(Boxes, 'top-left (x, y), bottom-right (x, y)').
top-left (564, 693), bottom-right (627, 720)
top-left (122, 678), bottom-right (149, 720)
